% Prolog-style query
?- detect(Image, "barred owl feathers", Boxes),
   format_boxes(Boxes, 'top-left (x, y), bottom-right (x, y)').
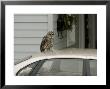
top-left (40, 31), bottom-right (54, 52)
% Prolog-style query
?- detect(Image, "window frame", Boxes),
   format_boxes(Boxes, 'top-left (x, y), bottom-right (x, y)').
top-left (16, 61), bottom-right (39, 76)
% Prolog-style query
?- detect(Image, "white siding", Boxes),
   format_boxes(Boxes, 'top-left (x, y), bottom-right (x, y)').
top-left (14, 14), bottom-right (49, 60)
top-left (14, 53), bottom-right (35, 60)
top-left (15, 38), bottom-right (42, 45)
top-left (14, 14), bottom-right (48, 22)
top-left (15, 23), bottom-right (48, 30)
top-left (15, 31), bottom-right (47, 37)
top-left (15, 45), bottom-right (40, 52)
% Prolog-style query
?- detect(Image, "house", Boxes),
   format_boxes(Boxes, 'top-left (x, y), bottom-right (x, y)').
top-left (14, 14), bottom-right (97, 62)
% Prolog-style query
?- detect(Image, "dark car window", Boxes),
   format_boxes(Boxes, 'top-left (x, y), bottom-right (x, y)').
top-left (36, 59), bottom-right (84, 76)
top-left (16, 61), bottom-right (38, 76)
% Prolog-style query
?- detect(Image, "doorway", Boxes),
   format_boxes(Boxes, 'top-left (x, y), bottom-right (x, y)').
top-left (84, 14), bottom-right (97, 49)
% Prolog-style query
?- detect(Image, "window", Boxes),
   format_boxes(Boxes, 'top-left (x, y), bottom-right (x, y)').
top-left (17, 61), bottom-right (38, 76)
top-left (90, 59), bottom-right (97, 76)
top-left (36, 58), bottom-right (83, 76)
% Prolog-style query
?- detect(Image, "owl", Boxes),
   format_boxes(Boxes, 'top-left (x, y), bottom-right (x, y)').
top-left (40, 31), bottom-right (54, 52)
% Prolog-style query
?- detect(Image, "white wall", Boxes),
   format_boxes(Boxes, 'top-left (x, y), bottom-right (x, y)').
top-left (14, 14), bottom-right (49, 60)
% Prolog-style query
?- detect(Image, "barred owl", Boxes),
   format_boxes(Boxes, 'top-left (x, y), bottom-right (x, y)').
top-left (40, 31), bottom-right (54, 52)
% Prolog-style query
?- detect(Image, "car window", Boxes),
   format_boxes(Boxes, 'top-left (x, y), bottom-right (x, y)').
top-left (90, 59), bottom-right (97, 76)
top-left (36, 59), bottom-right (83, 76)
top-left (37, 61), bottom-right (53, 73)
top-left (17, 61), bottom-right (38, 76)
top-left (17, 58), bottom-right (97, 76)
top-left (60, 59), bottom-right (83, 74)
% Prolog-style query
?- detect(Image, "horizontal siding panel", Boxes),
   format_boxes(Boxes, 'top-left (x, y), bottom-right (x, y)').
top-left (14, 14), bottom-right (49, 60)
top-left (15, 38), bottom-right (42, 44)
top-left (14, 23), bottom-right (48, 30)
top-left (14, 53), bottom-right (34, 59)
top-left (15, 14), bottom-right (47, 16)
top-left (15, 29), bottom-right (47, 31)
top-left (14, 14), bottom-right (48, 22)
top-left (14, 31), bottom-right (47, 37)
top-left (15, 45), bottom-right (40, 52)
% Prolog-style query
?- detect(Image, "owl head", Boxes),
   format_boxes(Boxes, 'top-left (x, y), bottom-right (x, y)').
top-left (46, 31), bottom-right (54, 39)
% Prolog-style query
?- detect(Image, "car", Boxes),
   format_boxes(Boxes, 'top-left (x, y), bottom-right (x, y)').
top-left (14, 48), bottom-right (97, 76)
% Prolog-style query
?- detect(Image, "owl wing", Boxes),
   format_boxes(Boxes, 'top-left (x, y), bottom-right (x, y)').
top-left (40, 37), bottom-right (48, 52)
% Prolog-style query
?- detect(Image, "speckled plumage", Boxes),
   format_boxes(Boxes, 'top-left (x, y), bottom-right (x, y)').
top-left (40, 31), bottom-right (54, 52)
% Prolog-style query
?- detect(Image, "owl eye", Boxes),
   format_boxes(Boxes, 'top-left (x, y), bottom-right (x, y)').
top-left (51, 32), bottom-right (54, 35)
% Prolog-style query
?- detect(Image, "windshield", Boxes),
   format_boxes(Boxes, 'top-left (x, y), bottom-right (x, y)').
top-left (36, 59), bottom-right (84, 76)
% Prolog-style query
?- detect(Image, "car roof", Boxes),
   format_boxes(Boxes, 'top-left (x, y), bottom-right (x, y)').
top-left (14, 48), bottom-right (97, 74)
top-left (32, 48), bottom-right (97, 59)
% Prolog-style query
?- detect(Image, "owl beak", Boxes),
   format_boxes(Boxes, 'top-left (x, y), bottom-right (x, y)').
top-left (52, 33), bottom-right (54, 35)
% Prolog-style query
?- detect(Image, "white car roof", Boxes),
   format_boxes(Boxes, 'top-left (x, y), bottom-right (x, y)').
top-left (14, 48), bottom-right (97, 74)
top-left (32, 48), bottom-right (97, 59)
